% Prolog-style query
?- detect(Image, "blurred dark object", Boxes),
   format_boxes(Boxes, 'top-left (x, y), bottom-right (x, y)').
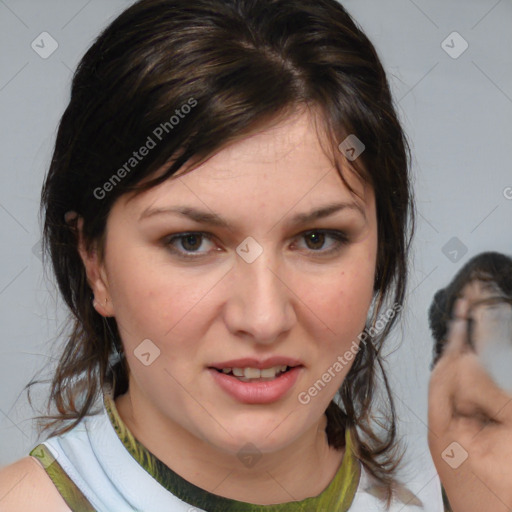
top-left (428, 251), bottom-right (512, 368)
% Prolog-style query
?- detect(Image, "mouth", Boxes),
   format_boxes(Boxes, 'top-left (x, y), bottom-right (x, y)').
top-left (210, 365), bottom-right (300, 382)
top-left (207, 364), bottom-right (304, 404)
top-left (208, 356), bottom-right (304, 383)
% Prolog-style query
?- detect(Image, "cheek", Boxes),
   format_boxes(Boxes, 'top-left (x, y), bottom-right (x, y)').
top-left (338, 246), bottom-right (376, 317)
top-left (332, 275), bottom-right (373, 334)
top-left (295, 259), bottom-right (375, 347)
top-left (106, 249), bottom-right (211, 346)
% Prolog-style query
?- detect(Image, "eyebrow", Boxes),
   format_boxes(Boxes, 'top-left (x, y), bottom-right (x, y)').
top-left (139, 201), bottom-right (365, 228)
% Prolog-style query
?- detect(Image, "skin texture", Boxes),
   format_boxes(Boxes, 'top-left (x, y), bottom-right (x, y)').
top-left (78, 110), bottom-right (378, 505)
top-left (0, 456), bottom-right (72, 512)
top-left (428, 283), bottom-right (512, 512)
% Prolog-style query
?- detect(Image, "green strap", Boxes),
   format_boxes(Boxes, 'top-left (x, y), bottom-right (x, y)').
top-left (29, 444), bottom-right (96, 512)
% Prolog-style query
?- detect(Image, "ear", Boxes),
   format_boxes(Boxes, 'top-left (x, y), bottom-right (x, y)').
top-left (76, 217), bottom-right (115, 317)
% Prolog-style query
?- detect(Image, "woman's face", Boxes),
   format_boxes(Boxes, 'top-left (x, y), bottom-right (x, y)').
top-left (84, 111), bottom-right (378, 457)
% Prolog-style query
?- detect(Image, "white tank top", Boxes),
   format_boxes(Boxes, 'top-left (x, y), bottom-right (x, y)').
top-left (29, 389), bottom-right (444, 511)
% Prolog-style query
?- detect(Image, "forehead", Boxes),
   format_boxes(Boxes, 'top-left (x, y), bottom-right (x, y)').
top-left (124, 111), bottom-right (372, 216)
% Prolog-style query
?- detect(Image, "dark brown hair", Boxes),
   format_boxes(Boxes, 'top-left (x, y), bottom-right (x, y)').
top-left (29, 0), bottom-right (414, 499)
top-left (429, 251), bottom-right (512, 367)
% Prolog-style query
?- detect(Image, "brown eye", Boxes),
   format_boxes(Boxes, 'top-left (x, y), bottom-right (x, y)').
top-left (163, 232), bottom-right (217, 260)
top-left (180, 234), bottom-right (203, 251)
top-left (296, 230), bottom-right (349, 256)
top-left (305, 231), bottom-right (325, 250)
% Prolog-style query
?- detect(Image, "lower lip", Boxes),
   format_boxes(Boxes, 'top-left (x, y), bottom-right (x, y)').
top-left (208, 366), bottom-right (303, 404)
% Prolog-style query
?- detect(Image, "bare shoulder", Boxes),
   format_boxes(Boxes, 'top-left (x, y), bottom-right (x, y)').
top-left (0, 456), bottom-right (71, 512)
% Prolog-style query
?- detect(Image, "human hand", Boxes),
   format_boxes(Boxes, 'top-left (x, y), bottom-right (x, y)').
top-left (428, 298), bottom-right (512, 512)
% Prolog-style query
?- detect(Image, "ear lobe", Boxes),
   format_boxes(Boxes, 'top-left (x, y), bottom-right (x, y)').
top-left (76, 217), bottom-right (114, 317)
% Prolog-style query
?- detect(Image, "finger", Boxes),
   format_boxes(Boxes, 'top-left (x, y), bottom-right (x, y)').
top-left (429, 300), bottom-right (468, 405)
top-left (452, 296), bottom-right (470, 320)
top-left (429, 299), bottom-right (472, 437)
top-left (428, 364), bottom-right (454, 434)
top-left (443, 310), bottom-right (469, 357)
top-left (469, 299), bottom-right (512, 392)
top-left (428, 341), bottom-right (461, 434)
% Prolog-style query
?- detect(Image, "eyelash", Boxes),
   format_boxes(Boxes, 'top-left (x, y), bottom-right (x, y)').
top-left (162, 230), bottom-right (349, 260)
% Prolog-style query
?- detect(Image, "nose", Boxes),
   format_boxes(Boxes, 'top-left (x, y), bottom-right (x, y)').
top-left (223, 249), bottom-right (296, 345)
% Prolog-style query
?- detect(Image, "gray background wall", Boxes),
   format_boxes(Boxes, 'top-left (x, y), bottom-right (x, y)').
top-left (1, 0), bottom-right (511, 508)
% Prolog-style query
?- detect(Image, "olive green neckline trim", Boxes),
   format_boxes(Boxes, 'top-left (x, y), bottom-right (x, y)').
top-left (103, 391), bottom-right (361, 511)
top-left (29, 444), bottom-right (95, 511)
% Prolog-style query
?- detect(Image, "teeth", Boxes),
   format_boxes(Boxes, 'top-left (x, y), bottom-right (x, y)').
top-left (224, 365), bottom-right (288, 379)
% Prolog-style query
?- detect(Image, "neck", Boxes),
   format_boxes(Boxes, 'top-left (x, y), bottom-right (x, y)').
top-left (114, 387), bottom-right (345, 505)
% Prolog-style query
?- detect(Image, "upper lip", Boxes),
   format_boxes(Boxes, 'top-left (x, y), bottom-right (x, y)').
top-left (208, 356), bottom-right (304, 370)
